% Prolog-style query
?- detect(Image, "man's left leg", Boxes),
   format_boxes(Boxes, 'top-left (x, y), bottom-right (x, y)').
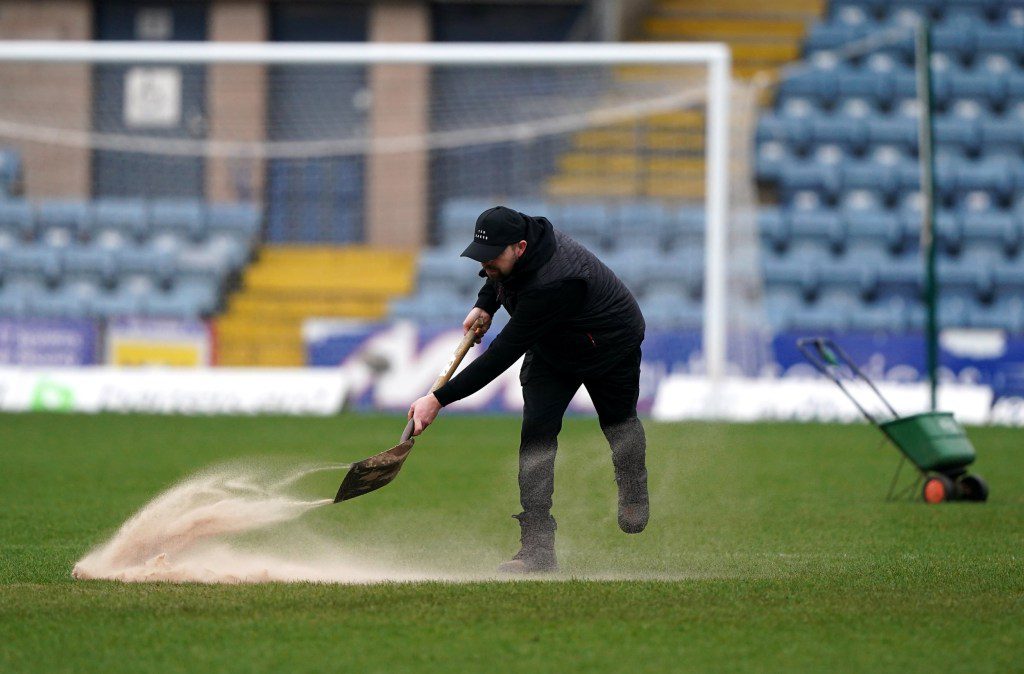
top-left (584, 346), bottom-right (649, 534)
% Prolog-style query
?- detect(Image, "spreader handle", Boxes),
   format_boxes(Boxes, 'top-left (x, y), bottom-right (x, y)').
top-left (400, 317), bottom-right (486, 443)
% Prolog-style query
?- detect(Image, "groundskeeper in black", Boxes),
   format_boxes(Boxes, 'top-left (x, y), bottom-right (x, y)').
top-left (408, 206), bottom-right (650, 573)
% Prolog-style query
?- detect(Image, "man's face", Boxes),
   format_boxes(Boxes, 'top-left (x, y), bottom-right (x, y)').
top-left (481, 241), bottom-right (526, 281)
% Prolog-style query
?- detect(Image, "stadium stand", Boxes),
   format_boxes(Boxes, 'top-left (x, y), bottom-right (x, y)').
top-left (756, 0), bottom-right (1024, 333)
top-left (0, 192), bottom-right (258, 320)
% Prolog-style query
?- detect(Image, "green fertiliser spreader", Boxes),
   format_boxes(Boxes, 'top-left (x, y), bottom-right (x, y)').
top-left (797, 337), bottom-right (988, 504)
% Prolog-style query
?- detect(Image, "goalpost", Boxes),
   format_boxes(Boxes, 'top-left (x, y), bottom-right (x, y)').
top-left (0, 40), bottom-right (756, 384)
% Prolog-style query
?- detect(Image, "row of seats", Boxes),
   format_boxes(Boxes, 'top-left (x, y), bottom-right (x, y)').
top-left (758, 110), bottom-right (1024, 157)
top-left (804, 22), bottom-right (1024, 65)
top-left (0, 277), bottom-right (219, 320)
top-left (778, 61), bottom-right (1024, 110)
top-left (764, 245), bottom-right (1024, 302)
top-left (767, 289), bottom-right (1024, 332)
top-left (0, 239), bottom-right (245, 288)
top-left (416, 241), bottom-right (705, 298)
top-left (829, 0), bottom-right (1024, 23)
top-left (828, 3), bottom-right (1022, 25)
top-left (764, 155), bottom-right (1024, 203)
top-left (0, 198), bottom-right (260, 245)
top-left (390, 278), bottom-right (706, 330)
top-left (438, 198), bottom-right (706, 252)
top-left (759, 206), bottom-right (1024, 257)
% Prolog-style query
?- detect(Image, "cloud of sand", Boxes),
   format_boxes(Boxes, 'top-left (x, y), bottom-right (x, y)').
top-left (72, 462), bottom-right (494, 584)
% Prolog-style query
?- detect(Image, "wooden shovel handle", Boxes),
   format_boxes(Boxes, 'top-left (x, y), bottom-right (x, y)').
top-left (431, 316), bottom-right (487, 392)
top-left (400, 317), bottom-right (487, 443)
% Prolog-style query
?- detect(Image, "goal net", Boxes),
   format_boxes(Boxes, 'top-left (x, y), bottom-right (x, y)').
top-left (0, 41), bottom-right (767, 380)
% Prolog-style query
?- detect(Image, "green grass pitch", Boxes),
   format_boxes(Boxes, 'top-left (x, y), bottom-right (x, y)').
top-left (1, 413), bottom-right (1022, 673)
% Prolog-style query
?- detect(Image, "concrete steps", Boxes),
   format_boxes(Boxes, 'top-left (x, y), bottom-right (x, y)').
top-left (215, 246), bottom-right (415, 366)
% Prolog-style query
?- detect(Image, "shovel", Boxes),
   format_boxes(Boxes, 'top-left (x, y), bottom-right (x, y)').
top-left (333, 318), bottom-right (486, 503)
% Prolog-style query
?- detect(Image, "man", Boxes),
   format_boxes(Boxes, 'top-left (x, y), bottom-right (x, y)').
top-left (408, 206), bottom-right (648, 573)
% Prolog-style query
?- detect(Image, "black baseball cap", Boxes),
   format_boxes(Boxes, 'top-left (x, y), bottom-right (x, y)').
top-left (460, 206), bottom-right (527, 262)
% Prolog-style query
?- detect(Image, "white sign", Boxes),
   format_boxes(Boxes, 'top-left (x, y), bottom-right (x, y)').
top-left (124, 67), bottom-right (181, 128)
top-left (0, 367), bottom-right (346, 416)
top-left (652, 375), bottom-right (994, 425)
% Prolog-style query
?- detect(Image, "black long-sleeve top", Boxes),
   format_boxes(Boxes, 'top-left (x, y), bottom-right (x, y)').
top-left (432, 279), bottom-right (586, 406)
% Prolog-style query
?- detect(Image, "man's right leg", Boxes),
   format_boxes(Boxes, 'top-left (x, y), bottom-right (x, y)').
top-left (499, 353), bottom-right (580, 574)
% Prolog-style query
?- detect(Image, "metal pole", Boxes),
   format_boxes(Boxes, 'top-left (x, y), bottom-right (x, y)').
top-left (703, 48), bottom-right (731, 388)
top-left (916, 20), bottom-right (939, 411)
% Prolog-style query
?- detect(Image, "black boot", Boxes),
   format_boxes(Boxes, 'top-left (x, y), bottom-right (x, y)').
top-left (615, 471), bottom-right (649, 534)
top-left (604, 417), bottom-right (649, 534)
top-left (497, 513), bottom-right (558, 574)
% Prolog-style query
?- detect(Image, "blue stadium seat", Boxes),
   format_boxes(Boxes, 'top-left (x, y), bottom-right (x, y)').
top-left (0, 279), bottom-right (36, 317)
top-left (763, 248), bottom-right (820, 301)
top-left (62, 247), bottom-right (118, 288)
top-left (0, 200), bottom-right (34, 240)
top-left (176, 246), bottom-right (231, 285)
top-left (979, 116), bottom-right (1023, 155)
top-left (789, 208), bottom-right (846, 254)
top-left (804, 24), bottom-right (870, 55)
top-left (851, 296), bottom-right (910, 332)
top-left (547, 202), bottom-right (610, 251)
top-left (206, 234), bottom-right (250, 271)
top-left (790, 289), bottom-right (860, 332)
top-left (151, 199), bottom-right (205, 241)
top-left (973, 295), bottom-right (1024, 332)
top-left (778, 160), bottom-right (842, 200)
top-left (993, 256), bottom-right (1024, 292)
top-left (5, 244), bottom-right (61, 286)
top-left (610, 201), bottom-right (671, 251)
top-left (417, 244), bottom-right (480, 296)
top-left (439, 198), bottom-right (494, 244)
top-left (206, 202), bottom-right (261, 242)
top-left (975, 25), bottom-right (1024, 60)
top-left (960, 209), bottom-right (1018, 257)
top-left (639, 289), bottom-right (703, 329)
top-left (757, 115), bottom-right (812, 153)
top-left (874, 249), bottom-right (922, 295)
top-left (934, 116), bottom-right (981, 157)
top-left (822, 249), bottom-right (882, 299)
top-left (812, 115), bottom-right (870, 154)
top-left (844, 158), bottom-right (912, 200)
top-left (116, 245), bottom-right (175, 287)
top-left (92, 198), bottom-right (149, 242)
top-left (762, 288), bottom-right (804, 331)
top-left (602, 248), bottom-right (654, 294)
top-left (390, 288), bottom-right (472, 325)
top-left (36, 200), bottom-right (91, 241)
top-left (778, 65), bottom-right (846, 108)
top-left (652, 246), bottom-right (704, 300)
top-left (843, 207), bottom-right (905, 254)
top-left (938, 291), bottom-right (973, 328)
top-left (665, 207), bottom-right (706, 250)
top-left (937, 249), bottom-right (997, 302)
top-left (758, 208), bottom-right (787, 252)
top-left (142, 278), bottom-right (218, 319)
top-left (176, 278), bottom-right (220, 314)
top-left (89, 289), bottom-right (143, 319)
top-left (28, 285), bottom-right (92, 319)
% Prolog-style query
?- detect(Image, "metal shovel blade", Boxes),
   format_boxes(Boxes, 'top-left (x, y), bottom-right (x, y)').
top-left (333, 438), bottom-right (415, 503)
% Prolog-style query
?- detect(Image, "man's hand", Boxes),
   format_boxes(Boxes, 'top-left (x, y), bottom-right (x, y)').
top-left (463, 308), bottom-right (492, 344)
top-left (408, 393), bottom-right (442, 437)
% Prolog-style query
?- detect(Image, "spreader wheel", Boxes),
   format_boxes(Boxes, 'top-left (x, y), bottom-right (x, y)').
top-left (923, 474), bottom-right (954, 504)
top-left (957, 474), bottom-right (989, 502)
